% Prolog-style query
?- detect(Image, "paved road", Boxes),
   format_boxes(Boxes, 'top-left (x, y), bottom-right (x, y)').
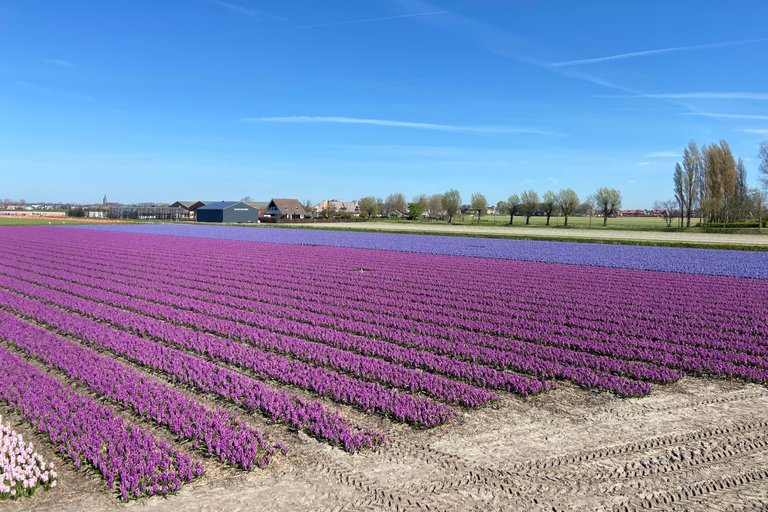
top-left (300, 222), bottom-right (768, 246)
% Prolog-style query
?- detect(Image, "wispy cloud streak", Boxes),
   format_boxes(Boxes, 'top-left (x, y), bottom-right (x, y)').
top-left (243, 116), bottom-right (563, 135)
top-left (277, 11), bottom-right (445, 31)
top-left (45, 59), bottom-right (72, 67)
top-left (739, 129), bottom-right (768, 134)
top-left (548, 38), bottom-right (768, 68)
top-left (683, 112), bottom-right (768, 120)
top-left (597, 92), bottom-right (768, 100)
top-left (209, 0), bottom-right (283, 20)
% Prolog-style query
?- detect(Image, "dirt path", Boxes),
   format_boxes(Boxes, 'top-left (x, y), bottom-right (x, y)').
top-left (299, 222), bottom-right (768, 246)
top-left (7, 378), bottom-right (768, 512)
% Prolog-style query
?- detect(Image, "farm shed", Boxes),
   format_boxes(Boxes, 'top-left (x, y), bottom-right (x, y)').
top-left (196, 201), bottom-right (259, 223)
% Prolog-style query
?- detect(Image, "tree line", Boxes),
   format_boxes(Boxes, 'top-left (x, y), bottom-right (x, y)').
top-left (356, 187), bottom-right (623, 226)
top-left (657, 138), bottom-right (768, 228)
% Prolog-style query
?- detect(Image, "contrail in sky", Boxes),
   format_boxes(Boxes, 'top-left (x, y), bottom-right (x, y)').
top-left (243, 116), bottom-right (564, 135)
top-left (279, 11), bottom-right (446, 30)
top-left (548, 38), bottom-right (768, 67)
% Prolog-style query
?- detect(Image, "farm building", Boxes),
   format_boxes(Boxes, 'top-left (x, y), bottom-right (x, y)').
top-left (266, 198), bottom-right (306, 219)
top-left (246, 201), bottom-right (270, 215)
top-left (196, 201), bottom-right (259, 223)
top-left (170, 201), bottom-right (213, 219)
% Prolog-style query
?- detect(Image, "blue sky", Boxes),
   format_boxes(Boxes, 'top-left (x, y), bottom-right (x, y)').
top-left (1, 0), bottom-right (767, 207)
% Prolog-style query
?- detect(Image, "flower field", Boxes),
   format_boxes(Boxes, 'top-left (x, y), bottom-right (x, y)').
top-left (0, 226), bottom-right (767, 503)
top-left (70, 223), bottom-right (768, 278)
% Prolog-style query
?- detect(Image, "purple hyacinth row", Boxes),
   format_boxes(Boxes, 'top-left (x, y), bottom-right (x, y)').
top-left (0, 255), bottom-right (508, 405)
top-left (1, 227), bottom-right (766, 418)
top-left (0, 248), bottom-right (695, 393)
top-left (0, 345), bottom-right (204, 501)
top-left (0, 258), bottom-right (545, 400)
top-left (0, 288), bottom-right (386, 452)
top-left (47, 231), bottom-right (768, 363)
top-left (62, 223), bottom-right (768, 279)
top-left (5, 261), bottom-right (645, 398)
top-left (13, 229), bottom-right (762, 340)
top-left (5, 230), bottom-right (767, 395)
top-left (0, 272), bottom-right (458, 426)
top-left (0, 310), bottom-right (279, 470)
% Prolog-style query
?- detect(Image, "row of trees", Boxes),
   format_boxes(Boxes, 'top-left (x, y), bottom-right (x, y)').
top-left (662, 139), bottom-right (768, 227)
top-left (357, 187), bottom-right (623, 226)
top-left (498, 187), bottom-right (621, 226)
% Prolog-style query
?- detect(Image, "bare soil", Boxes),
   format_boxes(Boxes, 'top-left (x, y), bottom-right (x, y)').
top-left (5, 377), bottom-right (768, 512)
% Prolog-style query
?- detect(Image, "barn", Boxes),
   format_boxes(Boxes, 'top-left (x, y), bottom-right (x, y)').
top-left (196, 201), bottom-right (259, 223)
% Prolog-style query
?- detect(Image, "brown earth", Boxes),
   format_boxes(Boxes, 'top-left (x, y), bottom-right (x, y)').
top-left (5, 377), bottom-right (768, 512)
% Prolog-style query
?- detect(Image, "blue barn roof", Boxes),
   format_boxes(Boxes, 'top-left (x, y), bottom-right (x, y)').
top-left (198, 201), bottom-right (245, 210)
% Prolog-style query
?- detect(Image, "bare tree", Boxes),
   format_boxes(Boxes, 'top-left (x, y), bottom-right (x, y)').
top-left (752, 188), bottom-right (767, 229)
top-left (682, 140), bottom-right (702, 227)
top-left (503, 194), bottom-right (521, 224)
top-left (595, 187), bottom-right (621, 226)
top-left (385, 193), bottom-right (408, 218)
top-left (556, 188), bottom-right (579, 226)
top-left (358, 196), bottom-right (379, 219)
top-left (413, 194), bottom-right (428, 212)
top-left (702, 140), bottom-right (737, 223)
top-left (441, 189), bottom-right (461, 224)
top-left (470, 192), bottom-right (488, 224)
top-left (759, 139), bottom-right (768, 190)
top-left (427, 193), bottom-right (443, 218)
top-left (520, 190), bottom-right (539, 225)
top-left (654, 199), bottom-right (677, 228)
top-left (302, 199), bottom-right (313, 215)
top-left (241, 196), bottom-right (253, 203)
top-left (735, 158), bottom-right (748, 220)
top-left (540, 190), bottom-right (557, 226)
top-left (673, 163), bottom-right (685, 228)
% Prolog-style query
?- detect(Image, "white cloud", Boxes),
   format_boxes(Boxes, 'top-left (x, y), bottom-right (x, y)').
top-left (646, 151), bottom-right (680, 157)
top-left (597, 92), bottom-right (768, 100)
top-left (683, 113), bottom-right (768, 120)
top-left (635, 162), bottom-right (650, 166)
top-left (739, 128), bottom-right (768, 134)
top-left (548, 38), bottom-right (768, 68)
top-left (243, 116), bottom-right (564, 136)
